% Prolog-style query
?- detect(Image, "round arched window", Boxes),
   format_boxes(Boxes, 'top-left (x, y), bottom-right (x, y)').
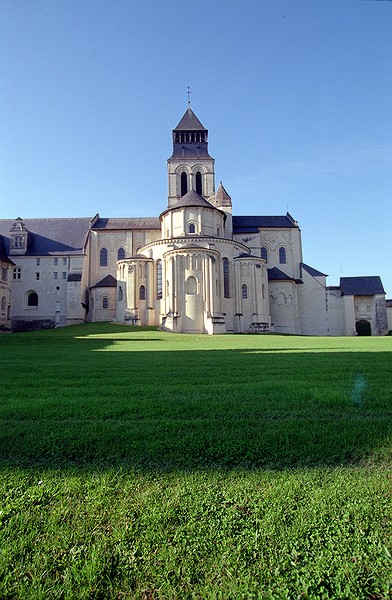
top-left (27, 292), bottom-right (38, 307)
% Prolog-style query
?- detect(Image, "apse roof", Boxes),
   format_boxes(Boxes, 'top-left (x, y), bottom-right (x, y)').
top-left (340, 276), bottom-right (385, 296)
top-left (174, 108), bottom-right (206, 131)
top-left (172, 190), bottom-right (214, 209)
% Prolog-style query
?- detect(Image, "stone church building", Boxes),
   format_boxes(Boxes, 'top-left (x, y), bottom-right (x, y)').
top-left (0, 107), bottom-right (389, 335)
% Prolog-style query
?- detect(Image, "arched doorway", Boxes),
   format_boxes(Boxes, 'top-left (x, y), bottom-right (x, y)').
top-left (356, 320), bottom-right (371, 336)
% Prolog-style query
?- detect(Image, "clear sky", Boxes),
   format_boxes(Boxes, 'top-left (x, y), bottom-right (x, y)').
top-left (1, 0), bottom-right (391, 296)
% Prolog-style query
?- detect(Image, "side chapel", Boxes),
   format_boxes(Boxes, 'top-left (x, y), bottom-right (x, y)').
top-left (0, 106), bottom-right (389, 335)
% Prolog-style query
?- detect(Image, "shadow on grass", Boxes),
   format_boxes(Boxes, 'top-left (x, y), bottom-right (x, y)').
top-left (0, 330), bottom-right (391, 472)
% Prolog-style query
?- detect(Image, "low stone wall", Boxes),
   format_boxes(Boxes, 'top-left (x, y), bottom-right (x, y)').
top-left (11, 319), bottom-right (55, 333)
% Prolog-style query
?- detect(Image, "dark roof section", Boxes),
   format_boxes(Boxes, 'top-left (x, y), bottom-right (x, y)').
top-left (161, 190), bottom-right (225, 219)
top-left (211, 181), bottom-right (232, 208)
top-left (0, 218), bottom-right (91, 256)
top-left (0, 235), bottom-right (14, 264)
top-left (92, 217), bottom-right (160, 230)
top-left (268, 267), bottom-right (295, 282)
top-left (92, 274), bottom-right (117, 288)
top-left (174, 108), bottom-right (206, 131)
top-left (301, 263), bottom-right (327, 278)
top-left (340, 276), bottom-right (385, 296)
top-left (172, 190), bottom-right (213, 209)
top-left (170, 107), bottom-right (212, 160)
top-left (233, 213), bottom-right (298, 233)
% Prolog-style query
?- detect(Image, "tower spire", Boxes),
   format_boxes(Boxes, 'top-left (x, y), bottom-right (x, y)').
top-left (187, 85), bottom-right (191, 107)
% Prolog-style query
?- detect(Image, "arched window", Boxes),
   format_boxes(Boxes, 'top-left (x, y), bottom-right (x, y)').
top-left (1, 296), bottom-right (6, 313)
top-left (102, 297), bottom-right (109, 309)
top-left (156, 260), bottom-right (162, 299)
top-left (188, 223), bottom-right (196, 234)
top-left (139, 285), bottom-right (146, 300)
top-left (279, 247), bottom-right (287, 264)
top-left (186, 276), bottom-right (197, 295)
top-left (100, 248), bottom-right (108, 267)
top-left (118, 287), bottom-right (123, 301)
top-left (195, 171), bottom-right (202, 195)
top-left (261, 247), bottom-right (268, 261)
top-left (216, 227), bottom-right (220, 237)
top-left (242, 284), bottom-right (248, 299)
top-left (223, 258), bottom-right (230, 298)
top-left (117, 247), bottom-right (125, 261)
top-left (181, 172), bottom-right (188, 196)
top-left (27, 291), bottom-right (38, 307)
top-left (277, 292), bottom-right (286, 305)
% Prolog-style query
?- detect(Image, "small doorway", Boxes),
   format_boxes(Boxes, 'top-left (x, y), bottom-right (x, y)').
top-left (356, 320), bottom-right (371, 336)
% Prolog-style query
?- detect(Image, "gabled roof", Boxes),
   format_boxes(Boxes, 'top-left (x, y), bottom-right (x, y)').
top-left (340, 276), bottom-right (385, 296)
top-left (174, 108), bottom-right (206, 131)
top-left (301, 263), bottom-right (327, 278)
top-left (268, 267), bottom-right (295, 281)
top-left (233, 214), bottom-right (298, 233)
top-left (0, 218), bottom-right (91, 256)
top-left (92, 217), bottom-right (160, 230)
top-left (92, 274), bottom-right (117, 288)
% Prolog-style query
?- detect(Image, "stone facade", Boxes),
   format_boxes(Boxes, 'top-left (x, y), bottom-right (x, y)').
top-left (0, 107), bottom-right (388, 335)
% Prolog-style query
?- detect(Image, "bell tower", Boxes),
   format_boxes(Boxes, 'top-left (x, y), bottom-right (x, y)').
top-left (167, 104), bottom-right (215, 207)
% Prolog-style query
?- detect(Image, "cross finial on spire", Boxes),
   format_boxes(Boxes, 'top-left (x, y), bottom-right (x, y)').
top-left (187, 85), bottom-right (191, 107)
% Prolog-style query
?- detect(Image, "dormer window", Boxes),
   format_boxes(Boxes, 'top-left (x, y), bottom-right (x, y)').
top-left (13, 236), bottom-right (24, 249)
top-left (188, 223), bottom-right (196, 234)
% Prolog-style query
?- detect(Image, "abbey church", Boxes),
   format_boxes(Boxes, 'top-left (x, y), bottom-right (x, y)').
top-left (0, 106), bottom-right (389, 335)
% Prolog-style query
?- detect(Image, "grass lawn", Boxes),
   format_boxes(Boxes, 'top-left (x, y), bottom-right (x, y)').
top-left (0, 323), bottom-right (391, 598)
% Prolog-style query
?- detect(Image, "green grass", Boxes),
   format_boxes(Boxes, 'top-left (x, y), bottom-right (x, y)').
top-left (0, 323), bottom-right (391, 598)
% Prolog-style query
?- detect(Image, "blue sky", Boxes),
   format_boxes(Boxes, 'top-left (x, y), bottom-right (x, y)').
top-left (1, 0), bottom-right (391, 296)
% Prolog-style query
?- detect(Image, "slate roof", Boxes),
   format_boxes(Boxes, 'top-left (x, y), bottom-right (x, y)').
top-left (173, 108), bottom-right (206, 131)
top-left (233, 214), bottom-right (298, 233)
top-left (0, 218), bottom-right (91, 256)
top-left (213, 181), bottom-right (232, 207)
top-left (92, 217), bottom-right (160, 230)
top-left (92, 274), bottom-right (117, 288)
top-left (301, 263), bottom-right (327, 278)
top-left (173, 190), bottom-right (214, 209)
top-left (340, 276), bottom-right (385, 296)
top-left (161, 190), bottom-right (221, 217)
top-left (267, 267), bottom-right (295, 281)
top-left (0, 235), bottom-right (14, 264)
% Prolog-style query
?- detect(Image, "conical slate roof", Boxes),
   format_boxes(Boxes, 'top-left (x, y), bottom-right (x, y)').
top-left (214, 181), bottom-right (232, 207)
top-left (172, 189), bottom-right (213, 209)
top-left (174, 108), bottom-right (206, 131)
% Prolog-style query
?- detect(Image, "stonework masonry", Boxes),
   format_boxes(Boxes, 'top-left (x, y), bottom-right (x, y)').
top-left (0, 107), bottom-right (388, 336)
